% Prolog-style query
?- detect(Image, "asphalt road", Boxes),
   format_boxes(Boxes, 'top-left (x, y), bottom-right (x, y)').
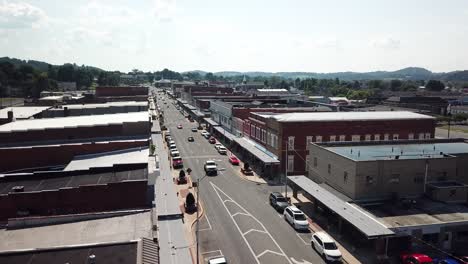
top-left (152, 88), bottom-right (326, 264)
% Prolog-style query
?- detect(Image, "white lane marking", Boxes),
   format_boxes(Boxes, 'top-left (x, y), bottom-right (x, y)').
top-left (257, 249), bottom-right (286, 258)
top-left (290, 258), bottom-right (313, 264)
top-left (210, 182), bottom-right (292, 264)
top-left (243, 229), bottom-right (267, 236)
top-left (199, 214), bottom-right (213, 232)
top-left (201, 249), bottom-right (222, 256)
top-left (232, 212), bottom-right (250, 217)
top-left (296, 233), bottom-right (310, 245)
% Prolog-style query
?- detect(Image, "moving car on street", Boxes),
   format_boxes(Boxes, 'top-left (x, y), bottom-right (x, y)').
top-left (311, 231), bottom-right (342, 263)
top-left (204, 160), bottom-right (218, 176)
top-left (177, 124), bottom-right (183, 129)
top-left (191, 127), bottom-right (197, 132)
top-left (269, 192), bottom-right (289, 212)
top-left (187, 136), bottom-right (194, 142)
top-left (284, 206), bottom-right (309, 231)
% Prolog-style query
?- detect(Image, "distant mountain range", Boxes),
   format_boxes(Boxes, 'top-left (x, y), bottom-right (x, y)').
top-left (187, 67), bottom-right (468, 81)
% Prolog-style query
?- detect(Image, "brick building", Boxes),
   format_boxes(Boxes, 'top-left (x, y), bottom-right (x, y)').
top-left (243, 111), bottom-right (436, 177)
top-left (95, 86), bottom-right (148, 97)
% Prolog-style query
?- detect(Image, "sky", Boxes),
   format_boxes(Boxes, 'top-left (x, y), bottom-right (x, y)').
top-left (1, 0), bottom-right (468, 73)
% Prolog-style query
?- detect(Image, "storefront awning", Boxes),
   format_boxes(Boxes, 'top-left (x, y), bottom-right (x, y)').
top-left (213, 126), bottom-right (236, 141)
top-left (233, 137), bottom-right (280, 164)
top-left (204, 118), bottom-right (220, 127)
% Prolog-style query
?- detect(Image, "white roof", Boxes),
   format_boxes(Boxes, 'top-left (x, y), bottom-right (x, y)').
top-left (329, 97), bottom-right (349, 101)
top-left (0, 112), bottom-right (148, 132)
top-left (60, 101), bottom-right (147, 109)
top-left (257, 88), bottom-right (289, 92)
top-left (272, 111), bottom-right (434, 123)
top-left (0, 106), bottom-right (50, 119)
top-left (64, 147), bottom-right (148, 171)
top-left (313, 231), bottom-right (335, 243)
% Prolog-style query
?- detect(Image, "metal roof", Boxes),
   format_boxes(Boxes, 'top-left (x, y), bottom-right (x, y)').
top-left (204, 118), bottom-right (220, 127)
top-left (213, 126), bottom-right (236, 141)
top-left (233, 137), bottom-right (280, 164)
top-left (288, 175), bottom-right (394, 238)
top-left (0, 112), bottom-right (149, 132)
top-left (60, 101), bottom-right (147, 109)
top-left (271, 111), bottom-right (434, 123)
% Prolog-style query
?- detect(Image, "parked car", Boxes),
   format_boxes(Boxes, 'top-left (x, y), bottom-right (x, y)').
top-left (191, 127), bottom-right (197, 132)
top-left (269, 192), bottom-right (289, 212)
top-left (228, 156), bottom-right (240, 165)
top-left (208, 256), bottom-right (227, 264)
top-left (167, 140), bottom-right (175, 147)
top-left (172, 156), bottom-right (183, 168)
top-left (208, 137), bottom-right (216, 144)
top-left (217, 146), bottom-right (227, 155)
top-left (433, 258), bottom-right (460, 264)
top-left (169, 143), bottom-right (177, 151)
top-left (203, 132), bottom-right (211, 139)
top-left (284, 206), bottom-right (309, 231)
top-left (170, 150), bottom-right (180, 157)
top-left (177, 124), bottom-right (183, 129)
top-left (400, 253), bottom-right (434, 264)
top-left (311, 231), bottom-right (342, 263)
top-left (214, 143), bottom-right (222, 150)
top-left (188, 136), bottom-right (194, 142)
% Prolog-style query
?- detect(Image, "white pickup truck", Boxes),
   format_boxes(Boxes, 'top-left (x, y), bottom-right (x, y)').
top-left (204, 160), bottom-right (218, 176)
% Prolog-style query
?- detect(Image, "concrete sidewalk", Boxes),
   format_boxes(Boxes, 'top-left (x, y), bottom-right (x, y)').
top-left (288, 192), bottom-right (362, 264)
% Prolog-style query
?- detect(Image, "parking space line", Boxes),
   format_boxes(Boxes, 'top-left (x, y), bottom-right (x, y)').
top-left (211, 182), bottom-right (292, 264)
top-left (201, 249), bottom-right (222, 256)
top-left (296, 233), bottom-right (310, 246)
top-left (243, 229), bottom-right (267, 236)
top-left (232, 212), bottom-right (250, 217)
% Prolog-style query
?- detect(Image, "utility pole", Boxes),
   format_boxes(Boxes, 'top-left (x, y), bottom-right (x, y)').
top-left (285, 140), bottom-right (288, 200)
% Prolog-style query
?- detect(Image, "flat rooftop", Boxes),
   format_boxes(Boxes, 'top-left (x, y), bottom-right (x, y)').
top-left (0, 112), bottom-right (148, 132)
top-left (326, 142), bottom-right (468, 161)
top-left (0, 211), bottom-right (152, 251)
top-left (0, 241), bottom-right (138, 264)
top-left (268, 111), bottom-right (434, 122)
top-left (0, 107), bottom-right (50, 119)
top-left (59, 101), bottom-right (147, 109)
top-left (64, 147), bottom-right (149, 171)
top-left (0, 166), bottom-right (147, 195)
top-left (360, 197), bottom-right (468, 229)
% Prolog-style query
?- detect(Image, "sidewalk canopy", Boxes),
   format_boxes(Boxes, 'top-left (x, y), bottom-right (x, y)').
top-left (204, 118), bottom-right (220, 127)
top-left (233, 137), bottom-right (280, 164)
top-left (288, 175), bottom-right (394, 239)
top-left (213, 126), bottom-right (236, 141)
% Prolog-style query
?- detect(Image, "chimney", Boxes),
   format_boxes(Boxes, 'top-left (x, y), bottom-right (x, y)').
top-left (7, 110), bottom-right (13, 122)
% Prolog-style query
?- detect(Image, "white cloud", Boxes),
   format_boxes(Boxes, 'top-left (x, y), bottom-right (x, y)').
top-left (370, 37), bottom-right (401, 50)
top-left (315, 37), bottom-right (340, 49)
top-left (0, 1), bottom-right (47, 29)
top-left (153, 0), bottom-right (176, 22)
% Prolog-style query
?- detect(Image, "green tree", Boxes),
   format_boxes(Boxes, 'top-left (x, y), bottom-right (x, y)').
top-left (390, 80), bottom-right (403, 91)
top-left (425, 80), bottom-right (445, 91)
top-left (57, 64), bottom-right (75, 82)
top-left (205, 72), bottom-right (215, 81)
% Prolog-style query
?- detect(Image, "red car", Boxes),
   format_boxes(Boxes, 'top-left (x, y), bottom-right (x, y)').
top-left (400, 253), bottom-right (433, 264)
top-left (208, 137), bottom-right (216, 144)
top-left (172, 157), bottom-right (183, 168)
top-left (229, 156), bottom-right (240, 165)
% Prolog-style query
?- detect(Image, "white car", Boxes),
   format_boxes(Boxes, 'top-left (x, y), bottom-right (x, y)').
top-left (169, 143), bottom-right (177, 151)
top-left (170, 150), bottom-right (180, 157)
top-left (214, 143), bottom-right (222, 150)
top-left (217, 146), bottom-right (227, 155)
top-left (311, 231), bottom-right (342, 262)
top-left (283, 206), bottom-right (309, 230)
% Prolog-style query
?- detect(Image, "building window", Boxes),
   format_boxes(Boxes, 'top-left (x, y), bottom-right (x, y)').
top-left (393, 134), bottom-right (399, 140)
top-left (408, 133), bottom-right (414, 140)
top-left (365, 134), bottom-right (371, 141)
top-left (262, 129), bottom-right (266, 143)
top-left (267, 131), bottom-right (271, 145)
top-left (339, 135), bottom-right (346, 141)
top-left (316, 136), bottom-right (322, 143)
top-left (390, 174), bottom-right (400, 184)
top-left (351, 135), bottom-right (360, 142)
top-left (287, 155), bottom-right (294, 172)
top-left (306, 136), bottom-right (313, 150)
top-left (384, 134), bottom-right (389, 140)
top-left (313, 157), bottom-right (317, 167)
top-left (256, 127), bottom-right (261, 139)
top-left (251, 125), bottom-right (255, 137)
top-left (288, 136), bottom-right (295, 150)
top-left (419, 133), bottom-right (425, 139)
top-left (305, 155), bottom-right (310, 172)
top-left (425, 133), bottom-right (431, 139)
top-left (344, 172), bottom-right (348, 183)
top-left (330, 135), bottom-right (336, 142)
top-left (366, 176), bottom-right (374, 185)
top-left (374, 134), bottom-right (380, 141)
top-left (327, 164), bottom-right (331, 174)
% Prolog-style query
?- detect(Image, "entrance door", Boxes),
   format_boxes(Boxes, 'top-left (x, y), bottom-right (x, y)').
top-left (442, 232), bottom-right (452, 250)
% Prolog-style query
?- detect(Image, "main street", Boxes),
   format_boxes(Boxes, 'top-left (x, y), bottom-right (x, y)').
top-left (153, 88), bottom-right (326, 264)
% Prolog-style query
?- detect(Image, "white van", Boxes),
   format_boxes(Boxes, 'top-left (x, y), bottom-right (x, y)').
top-left (311, 231), bottom-right (342, 262)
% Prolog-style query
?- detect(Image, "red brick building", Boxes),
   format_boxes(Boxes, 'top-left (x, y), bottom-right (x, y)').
top-left (243, 111), bottom-right (436, 176)
top-left (96, 86), bottom-right (148, 97)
